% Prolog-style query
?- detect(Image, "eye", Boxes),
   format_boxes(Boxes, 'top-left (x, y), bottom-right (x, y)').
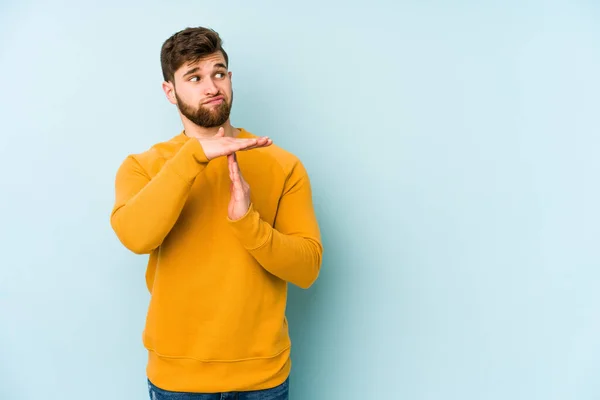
top-left (215, 72), bottom-right (226, 79)
top-left (189, 76), bottom-right (200, 82)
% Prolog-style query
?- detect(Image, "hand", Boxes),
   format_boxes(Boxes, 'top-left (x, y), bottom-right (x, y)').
top-left (199, 127), bottom-right (272, 160)
top-left (228, 152), bottom-right (251, 221)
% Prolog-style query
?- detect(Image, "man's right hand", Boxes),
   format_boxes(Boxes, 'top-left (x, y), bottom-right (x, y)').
top-left (198, 127), bottom-right (272, 160)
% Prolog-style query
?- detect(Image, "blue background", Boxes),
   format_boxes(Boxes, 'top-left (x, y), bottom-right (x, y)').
top-left (1, 1), bottom-right (599, 399)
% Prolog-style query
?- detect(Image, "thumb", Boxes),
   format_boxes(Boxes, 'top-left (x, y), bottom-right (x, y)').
top-left (215, 127), bottom-right (225, 137)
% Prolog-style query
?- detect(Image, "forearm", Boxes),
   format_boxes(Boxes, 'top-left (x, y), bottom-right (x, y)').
top-left (111, 138), bottom-right (208, 254)
top-left (111, 167), bottom-right (197, 254)
top-left (228, 204), bottom-right (323, 288)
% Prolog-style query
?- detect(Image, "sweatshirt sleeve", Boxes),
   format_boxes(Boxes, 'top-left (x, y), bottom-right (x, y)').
top-left (110, 138), bottom-right (209, 254)
top-left (227, 160), bottom-right (323, 289)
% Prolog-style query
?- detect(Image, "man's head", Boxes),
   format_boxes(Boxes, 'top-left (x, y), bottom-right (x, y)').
top-left (160, 27), bottom-right (232, 128)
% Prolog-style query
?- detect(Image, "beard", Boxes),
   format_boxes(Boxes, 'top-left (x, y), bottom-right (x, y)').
top-left (176, 91), bottom-right (233, 128)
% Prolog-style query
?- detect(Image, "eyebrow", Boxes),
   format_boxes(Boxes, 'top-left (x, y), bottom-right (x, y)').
top-left (182, 67), bottom-right (199, 78)
top-left (182, 63), bottom-right (228, 78)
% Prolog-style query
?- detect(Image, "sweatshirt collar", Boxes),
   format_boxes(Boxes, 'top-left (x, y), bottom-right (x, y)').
top-left (174, 127), bottom-right (253, 143)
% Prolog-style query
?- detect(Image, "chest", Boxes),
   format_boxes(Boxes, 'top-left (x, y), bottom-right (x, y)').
top-left (184, 153), bottom-right (284, 226)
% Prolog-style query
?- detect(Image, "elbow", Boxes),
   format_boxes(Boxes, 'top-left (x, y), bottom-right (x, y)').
top-left (295, 241), bottom-right (323, 289)
top-left (296, 269), bottom-right (319, 289)
top-left (110, 213), bottom-right (156, 255)
top-left (121, 237), bottom-right (155, 255)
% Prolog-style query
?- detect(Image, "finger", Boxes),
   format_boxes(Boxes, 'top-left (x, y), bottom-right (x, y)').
top-left (234, 162), bottom-right (246, 187)
top-left (232, 160), bottom-right (243, 188)
top-left (240, 138), bottom-right (259, 145)
top-left (241, 139), bottom-right (269, 151)
top-left (257, 137), bottom-right (272, 147)
top-left (232, 166), bottom-right (244, 199)
top-left (227, 137), bottom-right (272, 154)
top-left (227, 154), bottom-right (235, 180)
top-left (233, 158), bottom-right (246, 183)
top-left (232, 140), bottom-right (258, 151)
top-left (231, 156), bottom-right (239, 178)
top-left (232, 157), bottom-right (243, 185)
top-left (254, 136), bottom-right (268, 145)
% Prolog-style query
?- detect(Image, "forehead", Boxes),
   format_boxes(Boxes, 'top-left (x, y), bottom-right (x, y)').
top-left (176, 52), bottom-right (227, 77)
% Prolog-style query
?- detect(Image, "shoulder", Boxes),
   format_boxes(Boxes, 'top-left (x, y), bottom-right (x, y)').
top-left (119, 134), bottom-right (187, 176)
top-left (118, 132), bottom-right (186, 174)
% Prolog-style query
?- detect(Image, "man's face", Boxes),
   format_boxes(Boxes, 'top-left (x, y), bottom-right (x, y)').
top-left (166, 52), bottom-right (233, 128)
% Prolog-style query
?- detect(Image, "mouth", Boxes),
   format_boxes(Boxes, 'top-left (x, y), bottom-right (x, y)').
top-left (203, 96), bottom-right (224, 106)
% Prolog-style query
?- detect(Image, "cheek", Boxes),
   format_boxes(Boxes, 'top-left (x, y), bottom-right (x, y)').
top-left (176, 86), bottom-right (199, 103)
top-left (219, 81), bottom-right (232, 96)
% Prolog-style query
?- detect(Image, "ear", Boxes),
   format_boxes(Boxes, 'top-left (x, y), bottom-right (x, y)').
top-left (162, 81), bottom-right (177, 105)
top-left (228, 71), bottom-right (232, 80)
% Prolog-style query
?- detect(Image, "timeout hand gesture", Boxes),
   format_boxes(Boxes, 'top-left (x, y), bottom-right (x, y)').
top-left (199, 127), bottom-right (272, 160)
top-left (228, 153), bottom-right (251, 221)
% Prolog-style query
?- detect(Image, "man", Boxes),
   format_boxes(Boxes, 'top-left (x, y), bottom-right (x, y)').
top-left (110, 26), bottom-right (323, 399)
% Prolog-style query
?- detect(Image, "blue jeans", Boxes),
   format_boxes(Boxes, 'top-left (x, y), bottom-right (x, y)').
top-left (147, 377), bottom-right (289, 400)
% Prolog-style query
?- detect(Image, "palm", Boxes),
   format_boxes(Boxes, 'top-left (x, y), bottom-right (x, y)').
top-left (199, 127), bottom-right (272, 160)
top-left (227, 153), bottom-right (250, 220)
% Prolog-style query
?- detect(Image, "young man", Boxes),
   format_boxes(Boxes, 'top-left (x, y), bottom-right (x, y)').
top-left (110, 27), bottom-right (323, 399)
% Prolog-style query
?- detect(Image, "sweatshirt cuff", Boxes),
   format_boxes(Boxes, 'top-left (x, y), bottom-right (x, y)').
top-left (227, 203), bottom-right (271, 250)
top-left (169, 137), bottom-right (209, 183)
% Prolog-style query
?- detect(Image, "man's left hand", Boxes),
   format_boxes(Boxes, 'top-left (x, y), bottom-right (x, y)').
top-left (228, 153), bottom-right (251, 220)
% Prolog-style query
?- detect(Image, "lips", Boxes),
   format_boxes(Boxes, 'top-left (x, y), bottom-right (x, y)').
top-left (203, 96), bottom-right (224, 105)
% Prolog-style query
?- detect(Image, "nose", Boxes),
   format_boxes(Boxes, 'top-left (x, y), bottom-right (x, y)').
top-left (203, 77), bottom-right (219, 95)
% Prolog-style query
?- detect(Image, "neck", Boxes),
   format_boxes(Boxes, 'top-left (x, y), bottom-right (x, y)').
top-left (181, 118), bottom-right (239, 139)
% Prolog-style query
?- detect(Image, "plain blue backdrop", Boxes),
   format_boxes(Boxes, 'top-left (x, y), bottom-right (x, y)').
top-left (1, 1), bottom-right (600, 399)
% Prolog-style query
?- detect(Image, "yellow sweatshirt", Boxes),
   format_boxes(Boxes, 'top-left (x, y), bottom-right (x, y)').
top-left (110, 128), bottom-right (323, 392)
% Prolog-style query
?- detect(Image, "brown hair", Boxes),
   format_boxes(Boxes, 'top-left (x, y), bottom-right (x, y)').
top-left (160, 27), bottom-right (229, 83)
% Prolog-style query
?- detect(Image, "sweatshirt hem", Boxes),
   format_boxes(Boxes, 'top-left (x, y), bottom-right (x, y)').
top-left (145, 346), bottom-right (291, 393)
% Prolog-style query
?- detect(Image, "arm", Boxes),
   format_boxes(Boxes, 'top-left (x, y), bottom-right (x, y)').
top-left (227, 158), bottom-right (323, 289)
top-left (110, 138), bottom-right (209, 254)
